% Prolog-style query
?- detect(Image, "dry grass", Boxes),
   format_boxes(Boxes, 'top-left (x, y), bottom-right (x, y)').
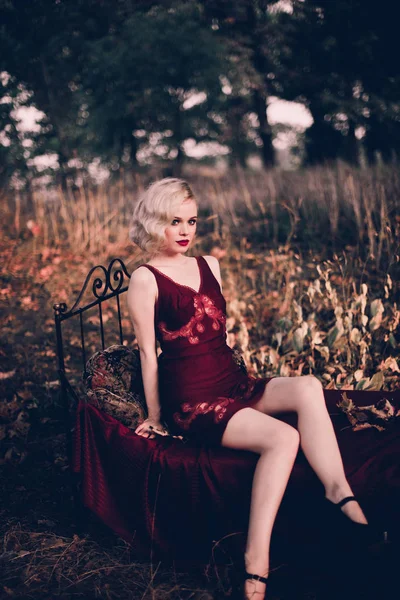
top-left (5, 160), bottom-right (400, 266)
top-left (1, 521), bottom-right (219, 599)
top-left (4, 161), bottom-right (399, 389)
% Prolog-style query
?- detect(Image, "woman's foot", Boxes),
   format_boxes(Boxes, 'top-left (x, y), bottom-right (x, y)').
top-left (325, 491), bottom-right (368, 524)
top-left (243, 559), bottom-right (269, 600)
top-left (323, 495), bottom-right (386, 549)
top-left (243, 573), bottom-right (268, 600)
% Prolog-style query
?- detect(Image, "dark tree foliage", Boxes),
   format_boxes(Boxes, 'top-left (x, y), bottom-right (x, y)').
top-left (0, 0), bottom-right (113, 188)
top-left (0, 0), bottom-right (398, 186)
top-left (278, 0), bottom-right (400, 165)
top-left (201, 0), bottom-right (284, 167)
top-left (0, 74), bottom-right (31, 191)
top-left (82, 1), bottom-right (226, 173)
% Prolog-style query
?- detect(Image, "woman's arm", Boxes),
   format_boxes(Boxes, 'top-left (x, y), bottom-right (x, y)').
top-left (127, 267), bottom-right (166, 438)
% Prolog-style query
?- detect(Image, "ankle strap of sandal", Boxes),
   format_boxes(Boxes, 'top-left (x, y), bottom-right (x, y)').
top-left (245, 572), bottom-right (269, 585)
top-left (336, 495), bottom-right (357, 508)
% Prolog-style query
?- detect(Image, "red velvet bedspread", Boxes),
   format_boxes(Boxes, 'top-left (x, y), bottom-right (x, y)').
top-left (72, 389), bottom-right (400, 563)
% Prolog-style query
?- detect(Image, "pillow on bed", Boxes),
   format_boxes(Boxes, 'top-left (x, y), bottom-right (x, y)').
top-left (84, 345), bottom-right (147, 429)
top-left (84, 345), bottom-right (248, 431)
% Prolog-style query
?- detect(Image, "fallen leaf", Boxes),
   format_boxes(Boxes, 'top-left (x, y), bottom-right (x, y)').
top-left (354, 369), bottom-right (364, 382)
top-left (17, 389), bottom-right (33, 401)
top-left (365, 371), bottom-right (384, 391)
top-left (0, 369), bottom-right (16, 380)
top-left (2, 586), bottom-right (14, 596)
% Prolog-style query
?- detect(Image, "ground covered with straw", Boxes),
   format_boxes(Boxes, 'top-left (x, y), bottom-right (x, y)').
top-left (1, 164), bottom-right (399, 598)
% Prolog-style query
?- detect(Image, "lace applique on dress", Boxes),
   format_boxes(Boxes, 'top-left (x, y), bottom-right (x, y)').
top-left (159, 293), bottom-right (226, 345)
top-left (173, 377), bottom-right (259, 429)
top-left (173, 396), bottom-right (236, 429)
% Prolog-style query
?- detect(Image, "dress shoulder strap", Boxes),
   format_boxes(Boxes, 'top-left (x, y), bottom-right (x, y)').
top-left (197, 256), bottom-right (221, 291)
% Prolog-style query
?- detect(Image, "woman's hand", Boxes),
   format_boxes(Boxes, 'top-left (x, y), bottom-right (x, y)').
top-left (135, 417), bottom-right (170, 439)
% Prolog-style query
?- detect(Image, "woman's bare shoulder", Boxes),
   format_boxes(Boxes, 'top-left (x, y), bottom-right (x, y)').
top-left (129, 264), bottom-right (157, 289)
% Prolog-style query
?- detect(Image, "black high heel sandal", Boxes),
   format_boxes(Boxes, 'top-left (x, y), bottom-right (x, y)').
top-left (237, 571), bottom-right (269, 600)
top-left (244, 572), bottom-right (269, 585)
top-left (326, 495), bottom-right (366, 516)
top-left (324, 495), bottom-right (386, 547)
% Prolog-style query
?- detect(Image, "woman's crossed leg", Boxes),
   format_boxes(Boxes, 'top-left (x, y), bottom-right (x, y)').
top-left (220, 374), bottom-right (368, 599)
top-left (251, 375), bottom-right (368, 524)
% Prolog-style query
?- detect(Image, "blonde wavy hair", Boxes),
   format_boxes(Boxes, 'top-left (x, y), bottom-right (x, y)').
top-left (129, 177), bottom-right (196, 254)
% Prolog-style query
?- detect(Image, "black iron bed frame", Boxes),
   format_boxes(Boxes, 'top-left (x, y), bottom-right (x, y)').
top-left (52, 258), bottom-right (132, 527)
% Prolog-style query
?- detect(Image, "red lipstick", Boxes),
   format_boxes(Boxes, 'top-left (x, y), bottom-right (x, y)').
top-left (177, 240), bottom-right (189, 246)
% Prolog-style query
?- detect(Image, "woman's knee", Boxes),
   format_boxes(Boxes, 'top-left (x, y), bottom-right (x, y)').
top-left (275, 422), bottom-right (300, 454)
top-left (296, 375), bottom-right (324, 400)
top-left (298, 375), bottom-right (323, 391)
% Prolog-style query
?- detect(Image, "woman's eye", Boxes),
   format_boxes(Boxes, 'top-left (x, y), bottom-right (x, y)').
top-left (171, 219), bottom-right (197, 225)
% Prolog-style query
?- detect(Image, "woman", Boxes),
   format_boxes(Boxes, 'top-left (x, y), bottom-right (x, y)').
top-left (127, 177), bottom-right (370, 600)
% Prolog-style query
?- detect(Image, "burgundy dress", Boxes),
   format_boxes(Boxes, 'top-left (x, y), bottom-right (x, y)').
top-left (137, 256), bottom-right (272, 446)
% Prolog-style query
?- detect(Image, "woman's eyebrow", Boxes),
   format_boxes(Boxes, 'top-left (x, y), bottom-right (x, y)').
top-left (173, 216), bottom-right (198, 219)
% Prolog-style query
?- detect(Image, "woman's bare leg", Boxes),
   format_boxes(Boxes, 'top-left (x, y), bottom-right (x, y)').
top-left (252, 375), bottom-right (368, 524)
top-left (221, 407), bottom-right (300, 599)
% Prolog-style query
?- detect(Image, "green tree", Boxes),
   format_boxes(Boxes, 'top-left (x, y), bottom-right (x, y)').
top-left (0, 0), bottom-right (115, 189)
top-left (0, 73), bottom-right (34, 193)
top-left (82, 1), bottom-right (226, 173)
top-left (202, 0), bottom-right (285, 168)
top-left (278, 0), bottom-right (400, 165)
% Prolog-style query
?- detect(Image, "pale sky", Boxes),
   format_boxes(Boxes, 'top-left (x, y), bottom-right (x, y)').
top-left (267, 97), bottom-right (313, 128)
top-left (14, 97), bottom-right (313, 169)
top-left (16, 97), bottom-right (312, 131)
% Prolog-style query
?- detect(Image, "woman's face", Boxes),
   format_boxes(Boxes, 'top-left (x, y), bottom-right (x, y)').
top-left (162, 198), bottom-right (198, 255)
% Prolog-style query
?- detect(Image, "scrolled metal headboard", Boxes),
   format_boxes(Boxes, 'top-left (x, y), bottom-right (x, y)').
top-left (53, 258), bottom-right (132, 412)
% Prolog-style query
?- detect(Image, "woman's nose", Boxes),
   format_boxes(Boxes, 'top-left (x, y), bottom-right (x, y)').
top-left (180, 222), bottom-right (189, 235)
